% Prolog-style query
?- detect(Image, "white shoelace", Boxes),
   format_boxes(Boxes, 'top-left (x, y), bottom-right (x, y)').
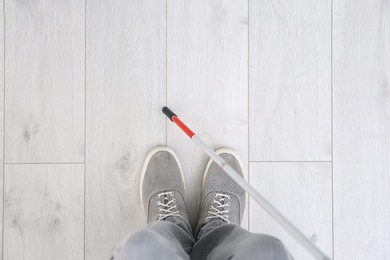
top-left (156, 191), bottom-right (180, 221)
top-left (204, 193), bottom-right (231, 223)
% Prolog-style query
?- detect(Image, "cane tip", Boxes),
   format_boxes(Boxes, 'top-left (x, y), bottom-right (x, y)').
top-left (162, 107), bottom-right (177, 121)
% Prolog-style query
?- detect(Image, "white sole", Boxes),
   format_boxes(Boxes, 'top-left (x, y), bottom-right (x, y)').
top-left (202, 147), bottom-right (248, 203)
top-left (140, 146), bottom-right (185, 213)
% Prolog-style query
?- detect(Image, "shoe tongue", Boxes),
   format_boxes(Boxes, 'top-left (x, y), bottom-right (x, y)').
top-left (209, 219), bottom-right (226, 226)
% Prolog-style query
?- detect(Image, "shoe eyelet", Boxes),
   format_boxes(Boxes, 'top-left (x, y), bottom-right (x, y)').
top-left (227, 202), bottom-right (231, 207)
top-left (173, 198), bottom-right (176, 203)
top-left (209, 206), bottom-right (212, 209)
top-left (158, 208), bottom-right (161, 212)
top-left (157, 201), bottom-right (161, 205)
top-left (157, 194), bottom-right (160, 198)
top-left (175, 205), bottom-right (178, 209)
top-left (170, 192), bottom-right (174, 196)
top-left (214, 193), bottom-right (217, 197)
top-left (226, 216), bottom-right (230, 219)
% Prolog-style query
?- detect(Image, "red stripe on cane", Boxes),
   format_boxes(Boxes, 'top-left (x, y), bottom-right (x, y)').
top-left (172, 116), bottom-right (195, 138)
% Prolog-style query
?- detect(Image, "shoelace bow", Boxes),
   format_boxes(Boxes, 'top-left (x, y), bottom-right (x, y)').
top-left (156, 191), bottom-right (181, 221)
top-left (205, 193), bottom-right (231, 223)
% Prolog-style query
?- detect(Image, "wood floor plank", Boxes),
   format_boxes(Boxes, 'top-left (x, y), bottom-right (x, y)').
top-left (85, 1), bottom-right (166, 258)
top-left (249, 0), bottom-right (331, 161)
top-left (0, 0), bottom-right (4, 257)
top-left (249, 162), bottom-right (332, 259)
top-left (4, 0), bottom-right (85, 163)
top-left (333, 1), bottom-right (390, 258)
top-left (167, 0), bottom-right (248, 228)
top-left (3, 164), bottom-right (84, 260)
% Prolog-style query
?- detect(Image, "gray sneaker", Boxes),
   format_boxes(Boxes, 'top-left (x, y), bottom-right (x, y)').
top-left (194, 148), bottom-right (247, 238)
top-left (140, 146), bottom-right (190, 226)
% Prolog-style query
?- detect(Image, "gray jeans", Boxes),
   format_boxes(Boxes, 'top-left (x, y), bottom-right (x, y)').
top-left (110, 219), bottom-right (292, 260)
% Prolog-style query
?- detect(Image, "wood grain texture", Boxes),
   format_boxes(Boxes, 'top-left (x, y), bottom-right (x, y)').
top-left (167, 0), bottom-right (248, 228)
top-left (0, 0), bottom-right (4, 257)
top-left (333, 0), bottom-right (390, 258)
top-left (86, 0), bottom-right (166, 258)
top-left (3, 164), bottom-right (84, 260)
top-left (5, 0), bottom-right (85, 163)
top-left (249, 162), bottom-right (332, 259)
top-left (249, 0), bottom-right (331, 161)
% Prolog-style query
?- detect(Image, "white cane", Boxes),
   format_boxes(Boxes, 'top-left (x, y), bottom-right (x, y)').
top-left (162, 107), bottom-right (330, 260)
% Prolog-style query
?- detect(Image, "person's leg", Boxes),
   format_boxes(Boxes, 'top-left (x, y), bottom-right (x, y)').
top-left (192, 224), bottom-right (292, 260)
top-left (191, 148), bottom-right (292, 260)
top-left (110, 220), bottom-right (193, 260)
top-left (109, 146), bottom-right (195, 260)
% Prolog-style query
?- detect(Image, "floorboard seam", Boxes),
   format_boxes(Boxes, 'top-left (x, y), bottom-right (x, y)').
top-left (247, 0), bottom-right (250, 232)
top-left (2, 1), bottom-right (6, 258)
top-left (84, 0), bottom-right (87, 259)
top-left (249, 161), bottom-right (332, 163)
top-left (330, 0), bottom-right (335, 258)
top-left (166, 0), bottom-right (168, 146)
top-left (4, 162), bottom-right (85, 165)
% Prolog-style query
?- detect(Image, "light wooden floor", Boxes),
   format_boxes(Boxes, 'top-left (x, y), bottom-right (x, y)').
top-left (1, 0), bottom-right (389, 259)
